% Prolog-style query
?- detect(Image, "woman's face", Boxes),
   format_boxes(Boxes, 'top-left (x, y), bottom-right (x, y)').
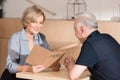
top-left (25, 15), bottom-right (44, 35)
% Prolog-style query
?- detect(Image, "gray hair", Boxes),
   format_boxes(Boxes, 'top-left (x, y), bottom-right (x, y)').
top-left (76, 12), bottom-right (98, 29)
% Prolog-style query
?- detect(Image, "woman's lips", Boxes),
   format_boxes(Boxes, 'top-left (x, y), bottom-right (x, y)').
top-left (33, 28), bottom-right (39, 32)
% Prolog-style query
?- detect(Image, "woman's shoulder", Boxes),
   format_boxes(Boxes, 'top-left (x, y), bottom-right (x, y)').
top-left (10, 29), bottom-right (23, 40)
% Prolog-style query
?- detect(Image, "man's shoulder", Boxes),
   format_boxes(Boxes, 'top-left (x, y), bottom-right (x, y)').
top-left (88, 33), bottom-right (112, 41)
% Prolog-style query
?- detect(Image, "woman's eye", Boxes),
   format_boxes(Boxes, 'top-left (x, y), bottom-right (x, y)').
top-left (40, 22), bottom-right (43, 24)
top-left (31, 21), bottom-right (36, 24)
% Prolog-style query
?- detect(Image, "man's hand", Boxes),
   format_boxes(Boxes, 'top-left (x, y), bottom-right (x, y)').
top-left (64, 56), bottom-right (75, 72)
top-left (51, 62), bottom-right (61, 71)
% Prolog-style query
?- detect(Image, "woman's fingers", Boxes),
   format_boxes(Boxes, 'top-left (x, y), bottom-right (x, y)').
top-left (32, 65), bottom-right (45, 73)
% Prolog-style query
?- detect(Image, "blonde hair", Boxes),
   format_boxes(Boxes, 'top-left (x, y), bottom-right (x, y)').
top-left (21, 5), bottom-right (45, 29)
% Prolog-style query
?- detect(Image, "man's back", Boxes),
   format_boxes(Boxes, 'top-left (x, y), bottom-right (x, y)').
top-left (88, 31), bottom-right (120, 80)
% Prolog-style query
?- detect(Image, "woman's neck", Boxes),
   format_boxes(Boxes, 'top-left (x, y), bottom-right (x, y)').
top-left (25, 30), bottom-right (34, 51)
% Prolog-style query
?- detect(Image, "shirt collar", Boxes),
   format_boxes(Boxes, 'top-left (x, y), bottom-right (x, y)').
top-left (21, 29), bottom-right (28, 41)
top-left (87, 30), bottom-right (100, 39)
top-left (34, 34), bottom-right (39, 40)
top-left (83, 30), bottom-right (100, 44)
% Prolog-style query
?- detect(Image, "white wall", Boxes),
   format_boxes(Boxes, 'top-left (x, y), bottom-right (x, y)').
top-left (3, 0), bottom-right (120, 21)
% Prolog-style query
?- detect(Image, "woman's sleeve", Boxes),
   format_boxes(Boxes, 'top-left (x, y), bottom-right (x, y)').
top-left (6, 34), bottom-right (20, 73)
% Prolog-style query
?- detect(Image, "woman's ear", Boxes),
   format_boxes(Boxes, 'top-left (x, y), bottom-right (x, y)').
top-left (23, 21), bottom-right (29, 29)
top-left (24, 22), bottom-right (29, 26)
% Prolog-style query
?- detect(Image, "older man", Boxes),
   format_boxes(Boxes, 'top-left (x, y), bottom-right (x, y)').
top-left (64, 12), bottom-right (120, 80)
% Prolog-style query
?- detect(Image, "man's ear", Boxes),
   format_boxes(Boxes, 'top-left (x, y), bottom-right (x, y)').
top-left (80, 25), bottom-right (86, 33)
top-left (80, 25), bottom-right (87, 37)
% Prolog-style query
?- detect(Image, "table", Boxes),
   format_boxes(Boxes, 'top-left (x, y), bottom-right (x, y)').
top-left (16, 69), bottom-right (90, 80)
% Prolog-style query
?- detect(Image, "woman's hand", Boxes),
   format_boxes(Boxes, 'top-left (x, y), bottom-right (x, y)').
top-left (17, 65), bottom-right (32, 72)
top-left (32, 65), bottom-right (45, 73)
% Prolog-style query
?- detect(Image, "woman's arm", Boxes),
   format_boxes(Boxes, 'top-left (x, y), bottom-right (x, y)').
top-left (6, 34), bottom-right (21, 73)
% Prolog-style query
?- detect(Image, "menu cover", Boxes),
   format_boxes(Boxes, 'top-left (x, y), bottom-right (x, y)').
top-left (26, 45), bottom-right (65, 68)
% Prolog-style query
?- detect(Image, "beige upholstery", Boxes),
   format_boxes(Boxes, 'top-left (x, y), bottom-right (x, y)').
top-left (0, 18), bottom-right (120, 76)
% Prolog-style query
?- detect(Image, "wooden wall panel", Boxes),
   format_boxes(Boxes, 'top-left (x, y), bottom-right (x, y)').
top-left (0, 18), bottom-right (22, 39)
top-left (98, 21), bottom-right (120, 43)
top-left (0, 39), bottom-right (8, 76)
top-left (42, 20), bottom-right (79, 49)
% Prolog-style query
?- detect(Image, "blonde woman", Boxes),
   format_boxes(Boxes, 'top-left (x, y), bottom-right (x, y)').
top-left (1, 5), bottom-right (60, 80)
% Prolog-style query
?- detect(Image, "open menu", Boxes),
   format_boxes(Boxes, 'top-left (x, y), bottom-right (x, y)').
top-left (26, 43), bottom-right (78, 69)
top-left (26, 45), bottom-right (65, 68)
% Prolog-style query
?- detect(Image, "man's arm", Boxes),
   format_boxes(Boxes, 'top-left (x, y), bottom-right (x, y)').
top-left (64, 56), bottom-right (87, 80)
top-left (69, 65), bottom-right (87, 80)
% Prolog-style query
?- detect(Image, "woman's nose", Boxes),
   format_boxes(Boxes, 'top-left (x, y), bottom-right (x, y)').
top-left (37, 23), bottom-right (42, 28)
